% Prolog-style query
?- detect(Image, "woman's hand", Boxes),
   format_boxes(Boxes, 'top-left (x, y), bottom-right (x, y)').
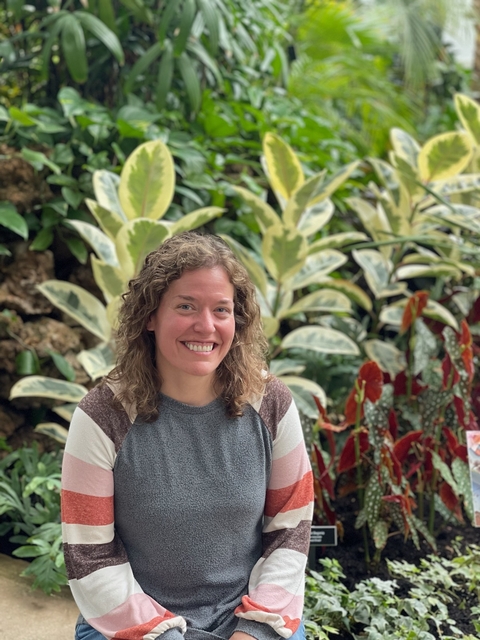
top-left (229, 632), bottom-right (255, 640)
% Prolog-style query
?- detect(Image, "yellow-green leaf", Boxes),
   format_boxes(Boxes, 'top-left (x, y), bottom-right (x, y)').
top-left (308, 231), bottom-right (368, 255)
top-left (314, 279), bottom-right (373, 312)
top-left (37, 280), bottom-right (111, 341)
top-left (219, 234), bottom-right (268, 297)
top-left (346, 197), bottom-right (392, 259)
top-left (91, 256), bottom-right (126, 301)
top-left (298, 199), bottom-right (334, 237)
top-left (52, 403), bottom-right (77, 421)
top-left (262, 224), bottom-right (307, 283)
top-left (67, 219), bottom-right (119, 267)
top-left (92, 170), bottom-right (126, 221)
top-left (455, 93), bottom-right (480, 145)
top-left (170, 207), bottom-right (224, 235)
top-left (309, 161), bottom-right (360, 206)
top-left (119, 140), bottom-right (175, 220)
top-left (390, 128), bottom-right (421, 168)
top-left (364, 340), bottom-right (406, 378)
top-left (85, 198), bottom-right (124, 240)
top-left (233, 186), bottom-right (280, 233)
top-left (262, 132), bottom-right (304, 202)
top-left (418, 132), bottom-right (473, 183)
top-left (283, 172), bottom-right (326, 227)
top-left (262, 315), bottom-right (280, 339)
top-left (77, 343), bottom-right (115, 381)
top-left (280, 289), bottom-right (352, 319)
top-left (116, 219), bottom-right (171, 280)
top-left (287, 250), bottom-right (347, 290)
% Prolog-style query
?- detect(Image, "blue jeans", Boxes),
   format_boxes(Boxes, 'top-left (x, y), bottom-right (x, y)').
top-left (75, 622), bottom-right (306, 640)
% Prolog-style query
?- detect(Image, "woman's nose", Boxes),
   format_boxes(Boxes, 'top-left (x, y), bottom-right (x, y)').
top-left (194, 310), bottom-right (215, 332)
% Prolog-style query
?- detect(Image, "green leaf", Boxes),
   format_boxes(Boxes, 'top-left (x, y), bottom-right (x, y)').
top-left (85, 199), bottom-right (124, 240)
top-left (282, 326), bottom-right (360, 356)
top-left (124, 42), bottom-right (162, 95)
top-left (233, 186), bottom-right (281, 233)
top-left (21, 148), bottom-right (61, 175)
top-left (8, 106), bottom-right (36, 127)
top-left (372, 519), bottom-right (389, 551)
top-left (314, 279), bottom-right (373, 312)
top-left (169, 207), bottom-right (224, 235)
top-left (365, 475), bottom-right (383, 530)
top-left (413, 320), bottom-right (437, 376)
top-left (283, 172), bottom-right (326, 227)
top-left (177, 52), bottom-right (202, 113)
top-left (262, 224), bottom-right (307, 283)
top-left (173, 0), bottom-right (196, 56)
top-left (278, 375), bottom-right (327, 418)
top-left (65, 237), bottom-right (88, 265)
top-left (418, 132), bottom-right (473, 183)
top-left (61, 15), bottom-right (88, 84)
top-left (15, 350), bottom-right (40, 375)
top-left (75, 11), bottom-right (124, 65)
top-left (346, 197), bottom-right (392, 259)
top-left (30, 228), bottom-right (54, 251)
top-left (9, 376), bottom-right (88, 403)
top-left (308, 232), bottom-right (368, 254)
top-left (309, 161), bottom-right (360, 205)
top-left (298, 200), bottom-right (334, 237)
top-left (156, 41), bottom-right (174, 110)
top-left (91, 256), bottom-right (126, 301)
top-left (34, 422), bottom-right (69, 445)
top-left (37, 280), bottom-right (111, 341)
top-left (390, 128), bottom-right (421, 168)
top-left (431, 451), bottom-right (458, 496)
top-left (116, 219), bottom-right (171, 280)
top-left (46, 350), bottom-right (76, 382)
top-left (119, 140), bottom-right (175, 220)
top-left (0, 202), bottom-right (28, 239)
top-left (263, 132), bottom-right (304, 203)
top-left (197, 0), bottom-right (219, 54)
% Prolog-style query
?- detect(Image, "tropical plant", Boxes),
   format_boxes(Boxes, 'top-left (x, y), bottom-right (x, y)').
top-left (0, 442), bottom-right (67, 594)
top-left (9, 138), bottom-right (223, 430)
top-left (218, 132), bottom-right (370, 416)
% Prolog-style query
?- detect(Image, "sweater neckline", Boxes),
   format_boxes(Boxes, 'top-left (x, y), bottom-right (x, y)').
top-left (158, 392), bottom-right (226, 415)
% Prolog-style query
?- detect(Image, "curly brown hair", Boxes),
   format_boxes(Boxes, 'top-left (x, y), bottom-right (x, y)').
top-left (105, 231), bottom-right (270, 420)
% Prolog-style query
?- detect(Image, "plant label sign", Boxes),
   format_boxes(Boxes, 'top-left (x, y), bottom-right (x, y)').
top-left (310, 525), bottom-right (337, 547)
top-left (466, 431), bottom-right (480, 527)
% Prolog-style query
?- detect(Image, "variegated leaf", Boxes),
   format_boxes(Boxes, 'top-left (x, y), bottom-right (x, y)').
top-left (308, 232), bottom-right (368, 255)
top-left (279, 289), bottom-right (351, 319)
top-left (9, 375), bottom-right (88, 402)
top-left (364, 339), bottom-right (406, 378)
top-left (308, 161), bottom-right (360, 205)
top-left (390, 128), bottom-right (421, 168)
top-left (268, 359), bottom-right (305, 376)
top-left (106, 296), bottom-right (122, 332)
top-left (116, 219), bottom-right (171, 280)
top-left (452, 458), bottom-right (473, 521)
top-left (395, 263), bottom-right (462, 281)
top-left (67, 219), bottom-right (119, 267)
top-left (170, 206), bottom-right (224, 235)
top-left (283, 172), bottom-right (326, 227)
top-left (287, 250), bottom-right (347, 291)
top-left (454, 92), bottom-right (480, 145)
top-left (365, 475), bottom-right (383, 530)
top-left (423, 300), bottom-right (459, 330)
top-left (352, 249), bottom-right (396, 299)
top-left (91, 256), bottom-right (126, 302)
top-left (282, 326), bottom-right (360, 355)
top-left (279, 375), bottom-right (327, 418)
top-left (413, 319), bottom-right (437, 376)
top-left (92, 170), bottom-right (126, 220)
top-left (373, 519), bottom-right (389, 550)
top-left (313, 279), bottom-right (373, 312)
top-left (346, 197), bottom-right (392, 259)
top-left (52, 403), bottom-right (77, 421)
top-left (367, 172), bottom-right (411, 237)
top-left (427, 203), bottom-right (480, 236)
top-left (219, 234), bottom-right (268, 297)
top-left (431, 451), bottom-right (458, 495)
top-left (418, 131), bottom-right (473, 183)
top-left (77, 343), bottom-right (115, 381)
top-left (37, 280), bottom-right (111, 341)
top-left (430, 173), bottom-right (480, 198)
top-left (262, 224), bottom-right (307, 283)
top-left (262, 132), bottom-right (304, 202)
top-left (118, 140), bottom-right (175, 220)
top-left (85, 198), bottom-right (124, 240)
top-left (34, 422), bottom-right (69, 445)
top-left (232, 186), bottom-right (280, 233)
top-left (297, 199), bottom-right (334, 237)
top-left (389, 153), bottom-right (423, 199)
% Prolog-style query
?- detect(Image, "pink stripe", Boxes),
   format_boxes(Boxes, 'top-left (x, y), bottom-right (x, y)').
top-left (62, 452), bottom-right (113, 497)
top-left (249, 583), bottom-right (303, 618)
top-left (88, 592), bottom-right (169, 637)
top-left (269, 442), bottom-right (311, 490)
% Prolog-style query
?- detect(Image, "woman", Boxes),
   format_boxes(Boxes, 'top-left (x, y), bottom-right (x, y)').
top-left (61, 232), bottom-right (314, 640)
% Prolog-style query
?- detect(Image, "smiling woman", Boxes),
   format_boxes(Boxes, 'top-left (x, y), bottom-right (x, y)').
top-left (61, 232), bottom-right (314, 640)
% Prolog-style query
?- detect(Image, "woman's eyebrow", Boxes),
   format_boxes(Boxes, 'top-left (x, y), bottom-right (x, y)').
top-left (173, 294), bottom-right (233, 304)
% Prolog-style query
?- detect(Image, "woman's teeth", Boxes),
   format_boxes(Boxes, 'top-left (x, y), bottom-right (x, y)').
top-left (185, 343), bottom-right (214, 352)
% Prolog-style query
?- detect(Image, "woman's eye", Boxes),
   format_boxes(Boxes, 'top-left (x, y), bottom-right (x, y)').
top-left (216, 307), bottom-right (231, 314)
top-left (178, 304), bottom-right (192, 310)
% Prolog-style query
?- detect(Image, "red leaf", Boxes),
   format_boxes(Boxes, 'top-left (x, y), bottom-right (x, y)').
top-left (393, 430), bottom-right (423, 463)
top-left (401, 291), bottom-right (429, 333)
top-left (359, 361), bottom-right (383, 403)
top-left (314, 395), bottom-right (328, 420)
top-left (313, 444), bottom-right (335, 500)
top-left (456, 444), bottom-right (468, 464)
top-left (393, 371), bottom-right (424, 397)
top-left (442, 353), bottom-right (460, 389)
top-left (468, 295), bottom-right (480, 324)
top-left (338, 431), bottom-right (369, 473)
top-left (388, 408), bottom-right (398, 439)
top-left (459, 320), bottom-right (474, 383)
top-left (344, 387), bottom-right (361, 426)
top-left (439, 482), bottom-right (462, 521)
top-left (454, 395), bottom-right (467, 428)
top-left (443, 427), bottom-right (459, 456)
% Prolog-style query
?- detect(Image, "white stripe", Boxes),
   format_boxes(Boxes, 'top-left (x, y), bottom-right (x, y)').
top-left (62, 522), bottom-right (114, 545)
top-left (263, 504), bottom-right (313, 532)
top-left (273, 402), bottom-right (305, 459)
top-left (143, 617), bottom-right (187, 639)
top-left (248, 548), bottom-right (306, 592)
top-left (235, 611), bottom-right (292, 638)
top-left (70, 563), bottom-right (143, 618)
top-left (65, 407), bottom-right (116, 470)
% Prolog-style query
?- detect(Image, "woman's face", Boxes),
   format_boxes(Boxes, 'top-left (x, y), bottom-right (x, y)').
top-left (146, 266), bottom-right (236, 388)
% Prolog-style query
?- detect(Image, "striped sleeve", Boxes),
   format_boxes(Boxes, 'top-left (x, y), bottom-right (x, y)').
top-left (234, 378), bottom-right (314, 640)
top-left (61, 385), bottom-right (186, 640)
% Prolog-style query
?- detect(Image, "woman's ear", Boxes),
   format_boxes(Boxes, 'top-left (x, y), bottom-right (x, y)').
top-left (146, 314), bottom-right (154, 331)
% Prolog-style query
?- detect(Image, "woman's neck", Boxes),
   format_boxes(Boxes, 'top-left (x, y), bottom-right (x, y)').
top-left (159, 374), bottom-right (218, 406)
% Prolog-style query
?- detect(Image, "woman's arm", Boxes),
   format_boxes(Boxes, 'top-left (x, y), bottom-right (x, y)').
top-left (234, 380), bottom-right (314, 640)
top-left (62, 386), bottom-right (187, 640)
